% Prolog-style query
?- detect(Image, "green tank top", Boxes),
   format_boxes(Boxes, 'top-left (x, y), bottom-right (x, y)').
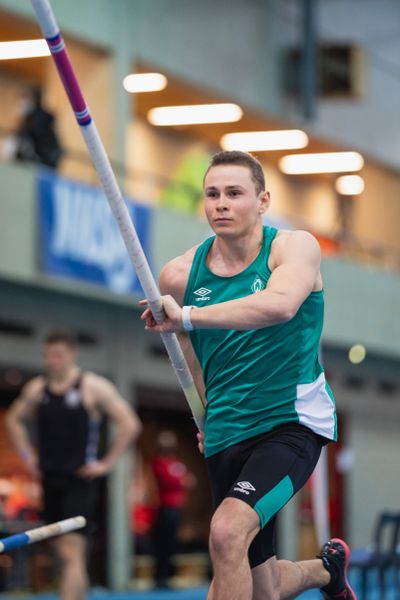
top-left (183, 226), bottom-right (337, 457)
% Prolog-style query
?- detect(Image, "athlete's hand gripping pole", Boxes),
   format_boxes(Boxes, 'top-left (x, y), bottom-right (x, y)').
top-left (30, 0), bottom-right (204, 431)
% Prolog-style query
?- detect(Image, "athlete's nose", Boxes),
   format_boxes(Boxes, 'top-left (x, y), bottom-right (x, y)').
top-left (215, 194), bottom-right (229, 211)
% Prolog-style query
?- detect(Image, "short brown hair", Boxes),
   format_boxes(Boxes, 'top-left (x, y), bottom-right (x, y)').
top-left (44, 329), bottom-right (78, 349)
top-left (204, 150), bottom-right (265, 195)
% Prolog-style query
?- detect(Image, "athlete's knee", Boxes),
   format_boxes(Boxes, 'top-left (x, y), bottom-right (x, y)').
top-left (209, 513), bottom-right (239, 558)
top-left (209, 500), bottom-right (258, 560)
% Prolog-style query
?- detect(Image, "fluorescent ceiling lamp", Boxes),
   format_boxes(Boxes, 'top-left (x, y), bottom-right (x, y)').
top-left (148, 103), bottom-right (243, 126)
top-left (335, 174), bottom-right (365, 195)
top-left (0, 39), bottom-right (50, 60)
top-left (221, 129), bottom-right (308, 151)
top-left (280, 151), bottom-right (364, 174)
top-left (123, 72), bottom-right (167, 93)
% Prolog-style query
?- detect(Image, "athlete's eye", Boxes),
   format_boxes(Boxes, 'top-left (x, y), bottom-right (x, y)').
top-left (228, 190), bottom-right (241, 197)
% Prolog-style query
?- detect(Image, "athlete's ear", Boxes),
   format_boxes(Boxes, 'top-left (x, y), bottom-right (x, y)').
top-left (258, 191), bottom-right (270, 214)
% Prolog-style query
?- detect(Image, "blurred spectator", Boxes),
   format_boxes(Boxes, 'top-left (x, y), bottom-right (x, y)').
top-left (13, 87), bottom-right (63, 169)
top-left (0, 474), bottom-right (40, 522)
top-left (130, 455), bottom-right (158, 555)
top-left (160, 153), bottom-right (210, 215)
top-left (151, 430), bottom-right (194, 589)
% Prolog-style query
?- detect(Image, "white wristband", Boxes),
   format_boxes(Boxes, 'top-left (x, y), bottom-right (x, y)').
top-left (182, 305), bottom-right (195, 331)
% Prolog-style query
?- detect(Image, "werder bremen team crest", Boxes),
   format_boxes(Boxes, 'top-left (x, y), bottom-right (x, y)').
top-left (251, 276), bottom-right (265, 294)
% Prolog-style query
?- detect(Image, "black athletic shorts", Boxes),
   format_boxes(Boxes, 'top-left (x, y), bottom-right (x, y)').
top-left (206, 424), bottom-right (328, 567)
top-left (41, 472), bottom-right (100, 536)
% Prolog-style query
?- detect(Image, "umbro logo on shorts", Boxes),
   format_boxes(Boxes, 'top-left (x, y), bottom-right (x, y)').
top-left (233, 481), bottom-right (256, 495)
top-left (194, 287), bottom-right (212, 301)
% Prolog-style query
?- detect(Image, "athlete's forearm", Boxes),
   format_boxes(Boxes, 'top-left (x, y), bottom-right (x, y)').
top-left (5, 413), bottom-right (35, 460)
top-left (190, 291), bottom-right (295, 330)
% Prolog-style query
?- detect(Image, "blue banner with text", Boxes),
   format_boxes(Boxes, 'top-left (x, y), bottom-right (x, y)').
top-left (38, 170), bottom-right (152, 295)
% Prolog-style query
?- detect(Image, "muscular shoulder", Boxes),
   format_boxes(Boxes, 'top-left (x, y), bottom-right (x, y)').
top-left (270, 229), bottom-right (321, 268)
top-left (83, 371), bottom-right (115, 395)
top-left (23, 376), bottom-right (46, 402)
top-left (9, 376), bottom-right (45, 416)
top-left (82, 372), bottom-right (122, 412)
top-left (159, 244), bottom-right (200, 303)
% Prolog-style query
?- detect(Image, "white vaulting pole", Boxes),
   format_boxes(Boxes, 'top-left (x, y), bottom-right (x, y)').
top-left (31, 0), bottom-right (204, 430)
top-left (0, 517), bottom-right (86, 553)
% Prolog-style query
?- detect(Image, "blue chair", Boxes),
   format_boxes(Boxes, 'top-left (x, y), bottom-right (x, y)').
top-left (349, 511), bottom-right (400, 599)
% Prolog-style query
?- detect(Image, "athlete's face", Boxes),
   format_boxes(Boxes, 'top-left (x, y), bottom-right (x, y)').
top-left (203, 165), bottom-right (270, 238)
top-left (43, 342), bottom-right (77, 378)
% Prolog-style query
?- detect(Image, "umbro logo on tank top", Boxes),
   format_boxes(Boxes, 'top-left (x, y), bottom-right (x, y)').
top-left (194, 287), bottom-right (212, 301)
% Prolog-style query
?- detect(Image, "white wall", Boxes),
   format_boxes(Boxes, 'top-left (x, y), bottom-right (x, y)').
top-left (125, 0), bottom-right (283, 115)
top-left (316, 0), bottom-right (400, 171)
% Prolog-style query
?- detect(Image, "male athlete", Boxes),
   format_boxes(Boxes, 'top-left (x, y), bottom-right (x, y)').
top-left (141, 151), bottom-right (356, 600)
top-left (6, 329), bottom-right (141, 600)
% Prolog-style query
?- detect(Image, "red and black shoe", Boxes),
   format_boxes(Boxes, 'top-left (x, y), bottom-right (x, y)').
top-left (318, 538), bottom-right (357, 599)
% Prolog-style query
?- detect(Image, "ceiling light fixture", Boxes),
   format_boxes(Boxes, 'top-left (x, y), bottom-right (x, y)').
top-left (123, 72), bottom-right (167, 93)
top-left (148, 103), bottom-right (243, 126)
top-left (335, 174), bottom-right (365, 195)
top-left (221, 129), bottom-right (308, 151)
top-left (0, 39), bottom-right (50, 60)
top-left (280, 151), bottom-right (364, 174)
